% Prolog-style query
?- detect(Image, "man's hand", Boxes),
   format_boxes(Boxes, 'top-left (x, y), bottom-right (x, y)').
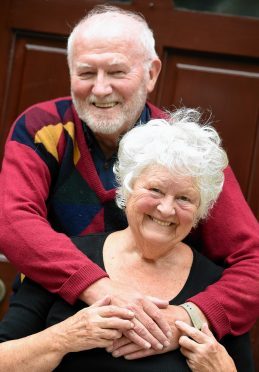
top-left (106, 304), bottom-right (192, 359)
top-left (80, 277), bottom-right (172, 350)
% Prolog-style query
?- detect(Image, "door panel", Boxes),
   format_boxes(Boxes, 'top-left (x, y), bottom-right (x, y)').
top-left (0, 31), bottom-right (69, 155)
top-left (157, 50), bottom-right (259, 199)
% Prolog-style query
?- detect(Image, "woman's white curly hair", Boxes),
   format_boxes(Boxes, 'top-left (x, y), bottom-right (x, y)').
top-left (114, 108), bottom-right (228, 222)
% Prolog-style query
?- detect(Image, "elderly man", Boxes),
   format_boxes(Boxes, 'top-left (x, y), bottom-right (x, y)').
top-left (0, 4), bottom-right (258, 357)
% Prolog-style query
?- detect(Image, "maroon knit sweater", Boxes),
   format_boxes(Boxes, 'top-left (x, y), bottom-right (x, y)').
top-left (0, 97), bottom-right (258, 339)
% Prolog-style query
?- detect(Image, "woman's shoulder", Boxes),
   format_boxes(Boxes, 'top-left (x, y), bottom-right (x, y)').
top-left (192, 248), bottom-right (224, 282)
top-left (71, 233), bottom-right (110, 253)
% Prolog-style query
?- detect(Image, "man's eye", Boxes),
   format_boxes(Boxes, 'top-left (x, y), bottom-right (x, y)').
top-left (110, 71), bottom-right (125, 77)
top-left (79, 72), bottom-right (95, 79)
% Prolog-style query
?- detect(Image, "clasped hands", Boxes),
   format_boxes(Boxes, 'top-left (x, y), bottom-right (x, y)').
top-left (76, 278), bottom-right (236, 371)
top-left (80, 277), bottom-right (185, 359)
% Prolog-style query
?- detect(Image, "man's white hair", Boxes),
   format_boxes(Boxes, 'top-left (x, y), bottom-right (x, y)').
top-left (67, 4), bottom-right (158, 71)
top-left (114, 108), bottom-right (229, 222)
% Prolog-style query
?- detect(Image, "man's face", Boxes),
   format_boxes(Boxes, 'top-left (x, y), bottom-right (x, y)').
top-left (70, 29), bottom-right (158, 136)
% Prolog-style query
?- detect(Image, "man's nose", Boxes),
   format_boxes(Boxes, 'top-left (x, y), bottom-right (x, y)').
top-left (157, 197), bottom-right (176, 217)
top-left (92, 72), bottom-right (112, 96)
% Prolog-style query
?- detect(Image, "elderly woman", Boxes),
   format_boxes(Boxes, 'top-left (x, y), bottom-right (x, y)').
top-left (0, 109), bottom-right (253, 371)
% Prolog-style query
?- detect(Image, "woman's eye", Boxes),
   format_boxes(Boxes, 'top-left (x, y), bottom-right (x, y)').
top-left (150, 188), bottom-right (162, 194)
top-left (178, 195), bottom-right (191, 202)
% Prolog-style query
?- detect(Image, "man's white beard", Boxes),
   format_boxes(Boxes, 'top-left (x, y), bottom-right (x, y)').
top-left (72, 84), bottom-right (148, 135)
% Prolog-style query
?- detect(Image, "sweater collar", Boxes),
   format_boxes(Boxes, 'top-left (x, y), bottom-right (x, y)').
top-left (82, 103), bottom-right (151, 155)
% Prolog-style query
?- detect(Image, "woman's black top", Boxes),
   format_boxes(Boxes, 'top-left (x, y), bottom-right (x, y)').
top-left (0, 233), bottom-right (254, 371)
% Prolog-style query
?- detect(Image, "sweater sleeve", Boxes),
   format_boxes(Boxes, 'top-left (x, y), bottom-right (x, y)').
top-left (188, 166), bottom-right (259, 339)
top-left (0, 140), bottom-right (108, 304)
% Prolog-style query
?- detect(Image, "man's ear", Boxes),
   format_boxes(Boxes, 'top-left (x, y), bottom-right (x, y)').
top-left (146, 58), bottom-right (162, 93)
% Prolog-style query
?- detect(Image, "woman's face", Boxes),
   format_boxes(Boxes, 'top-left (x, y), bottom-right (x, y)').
top-left (125, 165), bottom-right (200, 259)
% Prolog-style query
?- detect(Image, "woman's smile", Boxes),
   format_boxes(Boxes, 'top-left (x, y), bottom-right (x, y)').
top-left (149, 216), bottom-right (174, 227)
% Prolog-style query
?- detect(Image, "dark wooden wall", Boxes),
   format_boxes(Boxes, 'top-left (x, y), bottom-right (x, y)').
top-left (0, 0), bottom-right (258, 368)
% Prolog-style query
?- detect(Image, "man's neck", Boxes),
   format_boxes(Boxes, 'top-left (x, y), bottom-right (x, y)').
top-left (94, 125), bottom-right (133, 159)
top-left (96, 135), bottom-right (119, 159)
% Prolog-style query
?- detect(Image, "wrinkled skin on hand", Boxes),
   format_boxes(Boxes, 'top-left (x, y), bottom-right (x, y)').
top-left (55, 296), bottom-right (135, 353)
top-left (81, 278), bottom-right (172, 350)
top-left (106, 305), bottom-right (189, 359)
top-left (176, 321), bottom-right (237, 372)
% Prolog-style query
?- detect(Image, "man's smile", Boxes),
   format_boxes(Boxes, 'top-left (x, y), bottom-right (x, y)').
top-left (93, 102), bottom-right (118, 108)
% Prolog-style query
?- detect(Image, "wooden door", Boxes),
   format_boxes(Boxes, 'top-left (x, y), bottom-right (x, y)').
top-left (0, 0), bottom-right (258, 367)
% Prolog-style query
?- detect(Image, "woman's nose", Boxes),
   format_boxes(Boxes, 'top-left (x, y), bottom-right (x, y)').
top-left (92, 72), bottom-right (112, 96)
top-left (157, 197), bottom-right (176, 216)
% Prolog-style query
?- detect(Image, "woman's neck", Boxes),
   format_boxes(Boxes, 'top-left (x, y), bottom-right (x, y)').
top-left (103, 229), bottom-right (193, 301)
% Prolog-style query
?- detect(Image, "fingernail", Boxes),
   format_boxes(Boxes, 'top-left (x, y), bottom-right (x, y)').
top-left (128, 310), bottom-right (134, 316)
top-left (112, 351), bottom-right (120, 357)
top-left (130, 322), bottom-right (135, 328)
top-left (167, 331), bottom-right (172, 338)
top-left (164, 340), bottom-right (170, 347)
top-left (144, 342), bottom-right (151, 349)
top-left (156, 343), bottom-right (164, 350)
top-left (106, 347), bottom-right (113, 352)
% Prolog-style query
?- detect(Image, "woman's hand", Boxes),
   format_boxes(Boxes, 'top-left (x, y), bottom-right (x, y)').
top-left (0, 296), bottom-right (135, 372)
top-left (175, 320), bottom-right (237, 372)
top-left (80, 278), bottom-right (172, 350)
top-left (106, 305), bottom-right (187, 359)
top-left (53, 296), bottom-right (135, 354)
